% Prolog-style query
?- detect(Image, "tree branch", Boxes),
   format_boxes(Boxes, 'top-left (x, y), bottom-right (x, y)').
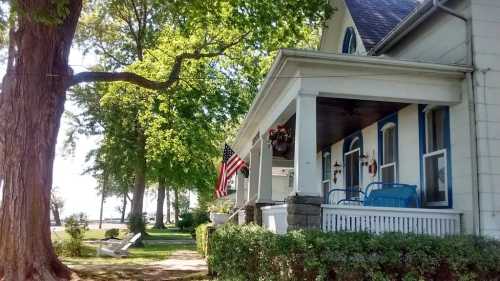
top-left (69, 49), bottom-right (226, 90)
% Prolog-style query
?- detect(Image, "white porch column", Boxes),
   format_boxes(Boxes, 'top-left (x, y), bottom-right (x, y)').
top-left (257, 135), bottom-right (273, 203)
top-left (248, 144), bottom-right (260, 203)
top-left (235, 171), bottom-right (245, 208)
top-left (293, 92), bottom-right (320, 196)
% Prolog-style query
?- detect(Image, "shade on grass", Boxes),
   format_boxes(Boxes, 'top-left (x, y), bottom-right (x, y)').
top-left (62, 243), bottom-right (196, 266)
top-left (52, 227), bottom-right (195, 266)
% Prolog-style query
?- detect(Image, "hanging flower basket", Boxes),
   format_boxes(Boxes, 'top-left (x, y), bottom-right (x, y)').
top-left (268, 125), bottom-right (293, 155)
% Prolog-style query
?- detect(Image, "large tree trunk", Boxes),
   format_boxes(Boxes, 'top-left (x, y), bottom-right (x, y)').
top-left (166, 186), bottom-right (171, 224)
top-left (120, 192), bottom-right (128, 223)
top-left (174, 189), bottom-right (180, 225)
top-left (130, 132), bottom-right (146, 225)
top-left (153, 177), bottom-right (166, 229)
top-left (0, 1), bottom-right (82, 280)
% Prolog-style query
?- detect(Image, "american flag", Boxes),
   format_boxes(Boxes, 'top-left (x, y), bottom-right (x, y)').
top-left (215, 144), bottom-right (247, 198)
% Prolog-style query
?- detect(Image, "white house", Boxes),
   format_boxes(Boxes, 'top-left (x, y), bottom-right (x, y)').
top-left (231, 0), bottom-right (500, 238)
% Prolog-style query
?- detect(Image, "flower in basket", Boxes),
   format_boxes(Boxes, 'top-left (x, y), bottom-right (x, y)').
top-left (268, 124), bottom-right (292, 154)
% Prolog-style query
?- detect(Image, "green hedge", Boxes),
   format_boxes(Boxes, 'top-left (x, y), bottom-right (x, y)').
top-left (196, 223), bottom-right (212, 257)
top-left (209, 224), bottom-right (500, 281)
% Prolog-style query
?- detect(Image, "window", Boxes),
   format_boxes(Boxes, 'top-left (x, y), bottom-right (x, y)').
top-left (422, 106), bottom-right (450, 206)
top-left (344, 137), bottom-right (361, 200)
top-left (342, 27), bottom-right (357, 54)
top-left (380, 123), bottom-right (397, 183)
top-left (322, 150), bottom-right (332, 203)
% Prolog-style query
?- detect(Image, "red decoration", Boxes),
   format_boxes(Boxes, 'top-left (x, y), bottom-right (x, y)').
top-left (268, 125), bottom-right (293, 155)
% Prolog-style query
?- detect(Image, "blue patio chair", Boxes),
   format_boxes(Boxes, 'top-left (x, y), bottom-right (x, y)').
top-left (326, 182), bottom-right (419, 208)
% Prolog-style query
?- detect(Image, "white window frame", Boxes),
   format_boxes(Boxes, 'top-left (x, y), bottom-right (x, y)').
top-left (380, 122), bottom-right (397, 182)
top-left (322, 152), bottom-right (331, 199)
top-left (422, 149), bottom-right (448, 207)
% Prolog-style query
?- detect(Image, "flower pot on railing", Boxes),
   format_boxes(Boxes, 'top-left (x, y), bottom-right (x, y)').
top-left (209, 212), bottom-right (231, 226)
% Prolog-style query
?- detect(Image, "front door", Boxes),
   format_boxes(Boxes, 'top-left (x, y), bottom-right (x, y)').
top-left (344, 148), bottom-right (360, 200)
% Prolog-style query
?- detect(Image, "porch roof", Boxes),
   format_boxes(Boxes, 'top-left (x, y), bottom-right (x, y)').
top-left (233, 49), bottom-right (472, 157)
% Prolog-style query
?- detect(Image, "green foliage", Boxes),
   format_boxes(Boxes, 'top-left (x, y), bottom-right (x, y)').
top-left (210, 224), bottom-right (500, 281)
top-left (61, 213), bottom-right (89, 257)
top-left (195, 223), bottom-right (213, 257)
top-left (64, 213), bottom-right (89, 240)
top-left (69, 0), bottom-right (333, 206)
top-left (104, 228), bottom-right (120, 239)
top-left (176, 212), bottom-right (194, 231)
top-left (177, 209), bottom-right (210, 231)
top-left (192, 209), bottom-right (210, 228)
top-left (128, 214), bottom-right (147, 234)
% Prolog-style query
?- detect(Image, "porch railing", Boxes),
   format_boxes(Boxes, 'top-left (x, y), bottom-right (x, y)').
top-left (322, 205), bottom-right (461, 236)
top-left (262, 204), bottom-right (288, 234)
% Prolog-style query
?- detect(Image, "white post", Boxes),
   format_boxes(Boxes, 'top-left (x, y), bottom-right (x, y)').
top-left (248, 144), bottom-right (260, 203)
top-left (235, 172), bottom-right (245, 208)
top-left (293, 92), bottom-right (320, 196)
top-left (257, 134), bottom-right (273, 203)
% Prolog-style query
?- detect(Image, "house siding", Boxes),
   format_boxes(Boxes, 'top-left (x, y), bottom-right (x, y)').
top-left (386, 0), bottom-right (470, 65)
top-left (327, 105), bottom-right (420, 201)
top-left (471, 0), bottom-right (500, 238)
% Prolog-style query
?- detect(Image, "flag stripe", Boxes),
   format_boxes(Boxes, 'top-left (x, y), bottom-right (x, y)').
top-left (215, 144), bottom-right (247, 198)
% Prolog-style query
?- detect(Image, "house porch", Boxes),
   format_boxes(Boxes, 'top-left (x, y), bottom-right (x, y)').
top-left (232, 49), bottom-right (472, 235)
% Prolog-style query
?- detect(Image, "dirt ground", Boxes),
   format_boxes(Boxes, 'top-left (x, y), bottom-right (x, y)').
top-left (70, 250), bottom-right (209, 281)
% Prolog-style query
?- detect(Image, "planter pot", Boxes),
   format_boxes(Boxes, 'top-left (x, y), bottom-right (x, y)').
top-left (209, 212), bottom-right (230, 225)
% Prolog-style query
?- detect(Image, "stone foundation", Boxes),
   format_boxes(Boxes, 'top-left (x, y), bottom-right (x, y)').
top-left (238, 205), bottom-right (255, 225)
top-left (286, 195), bottom-right (322, 231)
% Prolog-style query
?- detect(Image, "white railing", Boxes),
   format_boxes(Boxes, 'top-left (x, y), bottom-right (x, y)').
top-left (262, 204), bottom-right (288, 234)
top-left (322, 205), bottom-right (461, 236)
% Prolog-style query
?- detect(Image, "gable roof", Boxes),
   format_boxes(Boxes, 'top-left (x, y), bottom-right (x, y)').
top-left (345, 0), bottom-right (422, 51)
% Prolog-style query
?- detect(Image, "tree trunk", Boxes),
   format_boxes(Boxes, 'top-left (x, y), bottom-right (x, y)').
top-left (166, 186), bottom-right (171, 224)
top-left (98, 177), bottom-right (107, 230)
top-left (0, 1), bottom-right (82, 280)
top-left (51, 205), bottom-right (62, 227)
top-left (120, 192), bottom-right (128, 223)
top-left (153, 177), bottom-right (166, 229)
top-left (174, 189), bottom-right (180, 225)
top-left (130, 132), bottom-right (146, 223)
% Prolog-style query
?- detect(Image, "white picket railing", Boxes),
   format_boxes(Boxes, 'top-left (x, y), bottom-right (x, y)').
top-left (322, 205), bottom-right (461, 236)
top-left (262, 204), bottom-right (288, 234)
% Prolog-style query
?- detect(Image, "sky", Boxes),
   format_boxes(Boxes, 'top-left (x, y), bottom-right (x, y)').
top-left (0, 48), bottom-right (162, 220)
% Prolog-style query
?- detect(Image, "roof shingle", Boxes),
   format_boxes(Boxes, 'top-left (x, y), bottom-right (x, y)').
top-left (345, 0), bottom-right (422, 51)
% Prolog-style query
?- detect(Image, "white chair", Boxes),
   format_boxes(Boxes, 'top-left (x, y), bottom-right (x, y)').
top-left (96, 232), bottom-right (142, 258)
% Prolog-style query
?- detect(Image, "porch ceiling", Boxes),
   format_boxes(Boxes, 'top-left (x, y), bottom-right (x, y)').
top-left (233, 49), bottom-right (471, 158)
top-left (316, 97), bottom-right (408, 150)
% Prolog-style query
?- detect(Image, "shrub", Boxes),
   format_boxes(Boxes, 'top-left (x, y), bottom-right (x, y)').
top-left (62, 213), bottom-right (89, 257)
top-left (193, 209), bottom-right (210, 227)
top-left (104, 228), bottom-right (120, 239)
top-left (209, 224), bottom-right (500, 281)
top-left (177, 212), bottom-right (194, 231)
top-left (195, 223), bottom-right (214, 257)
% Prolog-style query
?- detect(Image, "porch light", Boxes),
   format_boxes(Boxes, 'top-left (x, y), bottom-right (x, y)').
top-left (360, 154), bottom-right (370, 166)
top-left (333, 161), bottom-right (342, 184)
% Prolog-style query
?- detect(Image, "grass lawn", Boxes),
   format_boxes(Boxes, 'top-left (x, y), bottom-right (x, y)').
top-left (54, 227), bottom-right (196, 266)
top-left (52, 226), bottom-right (192, 241)
top-left (62, 243), bottom-right (196, 266)
top-left (145, 227), bottom-right (193, 240)
top-left (52, 229), bottom-right (127, 241)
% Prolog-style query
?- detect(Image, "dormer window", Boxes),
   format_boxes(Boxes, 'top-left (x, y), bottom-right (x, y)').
top-left (342, 27), bottom-right (357, 54)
